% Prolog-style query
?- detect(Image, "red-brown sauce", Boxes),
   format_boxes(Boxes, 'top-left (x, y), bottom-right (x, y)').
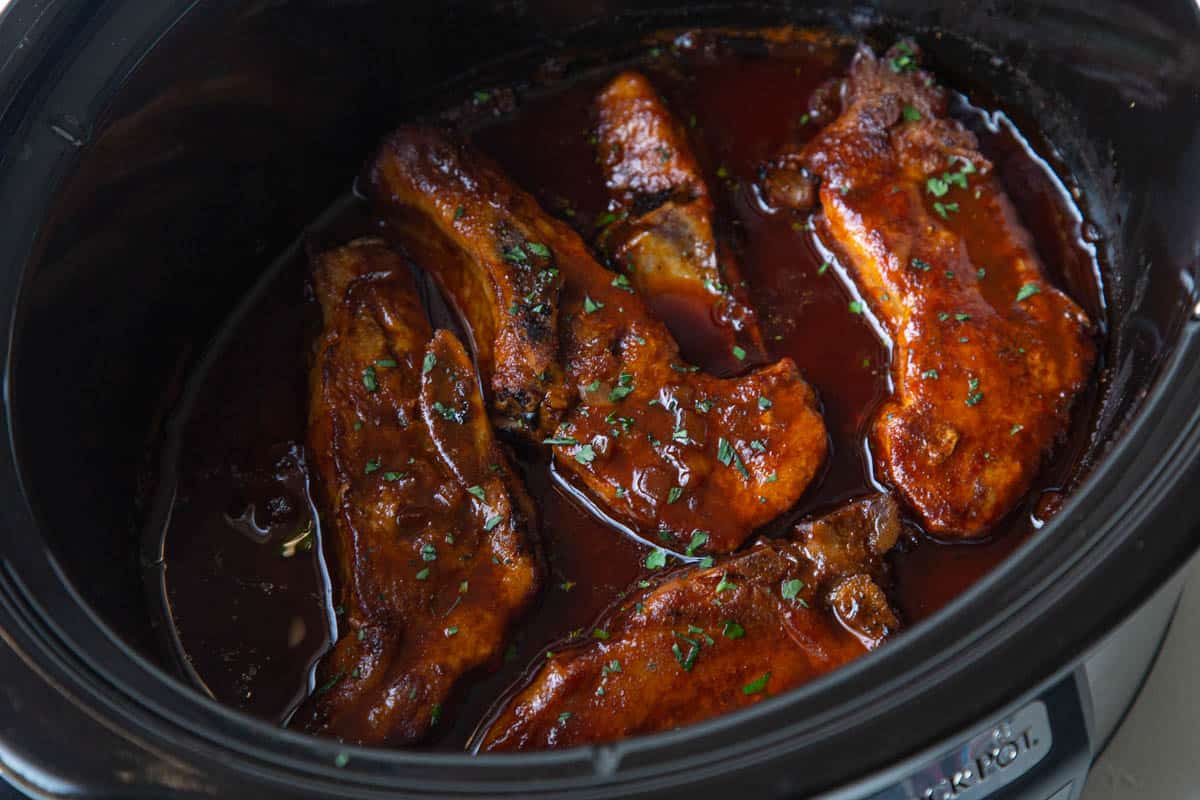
top-left (149, 31), bottom-right (1105, 750)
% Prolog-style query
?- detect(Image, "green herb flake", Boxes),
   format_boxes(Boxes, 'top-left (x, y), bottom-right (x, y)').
top-left (781, 578), bottom-right (804, 601)
top-left (415, 567), bottom-right (430, 581)
top-left (592, 628), bottom-right (610, 640)
top-left (467, 485), bottom-right (486, 502)
top-left (558, 712), bottom-right (573, 724)
top-left (742, 671), bottom-right (771, 695)
top-left (667, 486), bottom-right (683, 504)
top-left (382, 471), bottom-right (404, 481)
top-left (902, 104), bottom-right (922, 122)
top-left (335, 752), bottom-right (350, 768)
top-left (526, 242), bottom-right (550, 258)
top-left (454, 206), bottom-right (465, 220)
top-left (611, 273), bottom-right (633, 292)
top-left (722, 621), bottom-right (746, 639)
top-left (1016, 283), bottom-right (1041, 302)
top-left (362, 365), bottom-right (379, 392)
top-left (645, 548), bottom-right (668, 570)
top-left (483, 515), bottom-right (503, 532)
top-left (583, 294), bottom-right (605, 314)
top-left (715, 574), bottom-right (736, 593)
top-left (926, 176), bottom-right (950, 197)
top-left (817, 261), bottom-right (830, 275)
top-left (732, 345), bottom-right (747, 361)
top-left (685, 530), bottom-right (710, 556)
top-left (695, 399), bottom-right (715, 413)
top-left (430, 703), bottom-right (442, 726)
top-left (922, 369), bottom-right (940, 380)
top-left (364, 456), bottom-right (381, 474)
top-left (543, 436), bottom-right (578, 446)
top-left (444, 626), bottom-right (459, 638)
top-left (1010, 424), bottom-right (1024, 436)
top-left (849, 300), bottom-right (865, 315)
top-left (911, 257), bottom-right (932, 272)
top-left (574, 444), bottom-right (597, 465)
top-left (955, 313), bottom-right (972, 322)
top-left (376, 358), bottom-right (398, 368)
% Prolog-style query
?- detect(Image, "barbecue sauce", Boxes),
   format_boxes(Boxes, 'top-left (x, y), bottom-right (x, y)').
top-left (150, 30), bottom-right (1105, 750)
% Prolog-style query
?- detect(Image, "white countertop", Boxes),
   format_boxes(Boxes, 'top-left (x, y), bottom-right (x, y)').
top-left (1082, 562), bottom-right (1200, 799)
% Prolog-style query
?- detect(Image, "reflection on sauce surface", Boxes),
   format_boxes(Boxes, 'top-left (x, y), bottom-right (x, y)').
top-left (152, 32), bottom-right (1105, 749)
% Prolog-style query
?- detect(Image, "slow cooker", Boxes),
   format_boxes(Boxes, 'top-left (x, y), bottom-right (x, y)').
top-left (0, 1), bottom-right (1198, 798)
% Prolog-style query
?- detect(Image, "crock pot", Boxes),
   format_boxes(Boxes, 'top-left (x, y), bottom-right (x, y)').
top-left (0, 1), bottom-right (1198, 798)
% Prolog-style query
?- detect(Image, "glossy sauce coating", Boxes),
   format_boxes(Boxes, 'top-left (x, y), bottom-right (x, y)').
top-left (294, 239), bottom-right (540, 745)
top-left (154, 30), bottom-right (1105, 750)
top-left (368, 126), bottom-right (828, 555)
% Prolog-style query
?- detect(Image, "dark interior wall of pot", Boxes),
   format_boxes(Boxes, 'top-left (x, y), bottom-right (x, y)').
top-left (8, 0), bottom-right (1198, 667)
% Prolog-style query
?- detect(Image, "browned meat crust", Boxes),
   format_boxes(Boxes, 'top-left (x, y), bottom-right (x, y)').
top-left (367, 127), bottom-right (828, 554)
top-left (295, 238), bottom-right (540, 745)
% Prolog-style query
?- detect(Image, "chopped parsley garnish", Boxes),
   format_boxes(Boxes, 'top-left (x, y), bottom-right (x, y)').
top-left (672, 639), bottom-right (700, 672)
top-left (364, 456), bottom-right (381, 474)
top-left (611, 274), bottom-right (633, 292)
top-left (722, 621), bottom-right (745, 639)
top-left (698, 556), bottom-right (714, 568)
top-left (444, 626), bottom-right (459, 637)
top-left (467, 485), bottom-right (486, 501)
top-left (766, 471), bottom-right (778, 483)
top-left (526, 242), bottom-right (550, 258)
top-left (817, 261), bottom-right (830, 275)
top-left (781, 578), bottom-right (804, 601)
top-left (335, 752), bottom-right (350, 768)
top-left (672, 428), bottom-right (689, 443)
top-left (911, 257), bottom-right (932, 272)
top-left (362, 365), bottom-right (379, 392)
top-left (431, 401), bottom-right (465, 423)
top-left (593, 628), bottom-right (609, 640)
top-left (420, 352), bottom-right (436, 374)
top-left (1010, 424), bottom-right (1024, 436)
top-left (454, 206), bottom-right (465, 220)
top-left (933, 201), bottom-right (960, 218)
top-left (695, 399), bottom-right (715, 413)
top-left (977, 267), bottom-right (987, 279)
top-left (715, 573), bottom-right (736, 593)
top-left (1016, 283), bottom-right (1041, 302)
top-left (608, 372), bottom-right (635, 402)
top-left (585, 379), bottom-right (600, 392)
top-left (667, 486), bottom-right (683, 504)
top-left (732, 345), bottom-right (747, 361)
top-left (574, 444), bottom-right (597, 464)
top-left (926, 176), bottom-right (950, 197)
top-left (558, 712), bottom-right (573, 723)
top-left (888, 41), bottom-right (916, 73)
top-left (595, 211), bottom-right (618, 228)
top-left (849, 300), bottom-right (865, 315)
top-left (685, 530), bottom-right (709, 555)
top-left (938, 312), bottom-right (950, 322)
top-left (543, 436), bottom-right (578, 446)
top-left (420, 543), bottom-right (437, 562)
top-left (758, 396), bottom-right (772, 410)
top-left (473, 90), bottom-right (492, 103)
top-left (955, 313), bottom-right (972, 322)
top-left (430, 703), bottom-right (442, 726)
top-left (742, 671), bottom-right (771, 695)
top-left (503, 245), bottom-right (527, 264)
top-left (645, 548), bottom-right (668, 570)
top-left (902, 104), bottom-right (922, 121)
top-left (483, 515), bottom-right (503, 531)
top-left (583, 294), bottom-right (604, 314)
top-left (382, 471), bottom-right (405, 481)
top-left (965, 375), bottom-right (985, 407)
top-left (415, 567), bottom-right (430, 581)
top-left (922, 369), bottom-right (940, 380)
top-left (376, 358), bottom-right (398, 368)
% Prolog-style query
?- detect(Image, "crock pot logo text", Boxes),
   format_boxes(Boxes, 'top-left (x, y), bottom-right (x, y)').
top-left (920, 724), bottom-right (1041, 800)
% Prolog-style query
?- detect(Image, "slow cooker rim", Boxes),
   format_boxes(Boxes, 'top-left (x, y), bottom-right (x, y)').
top-left (1, 0), bottom-right (1199, 796)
